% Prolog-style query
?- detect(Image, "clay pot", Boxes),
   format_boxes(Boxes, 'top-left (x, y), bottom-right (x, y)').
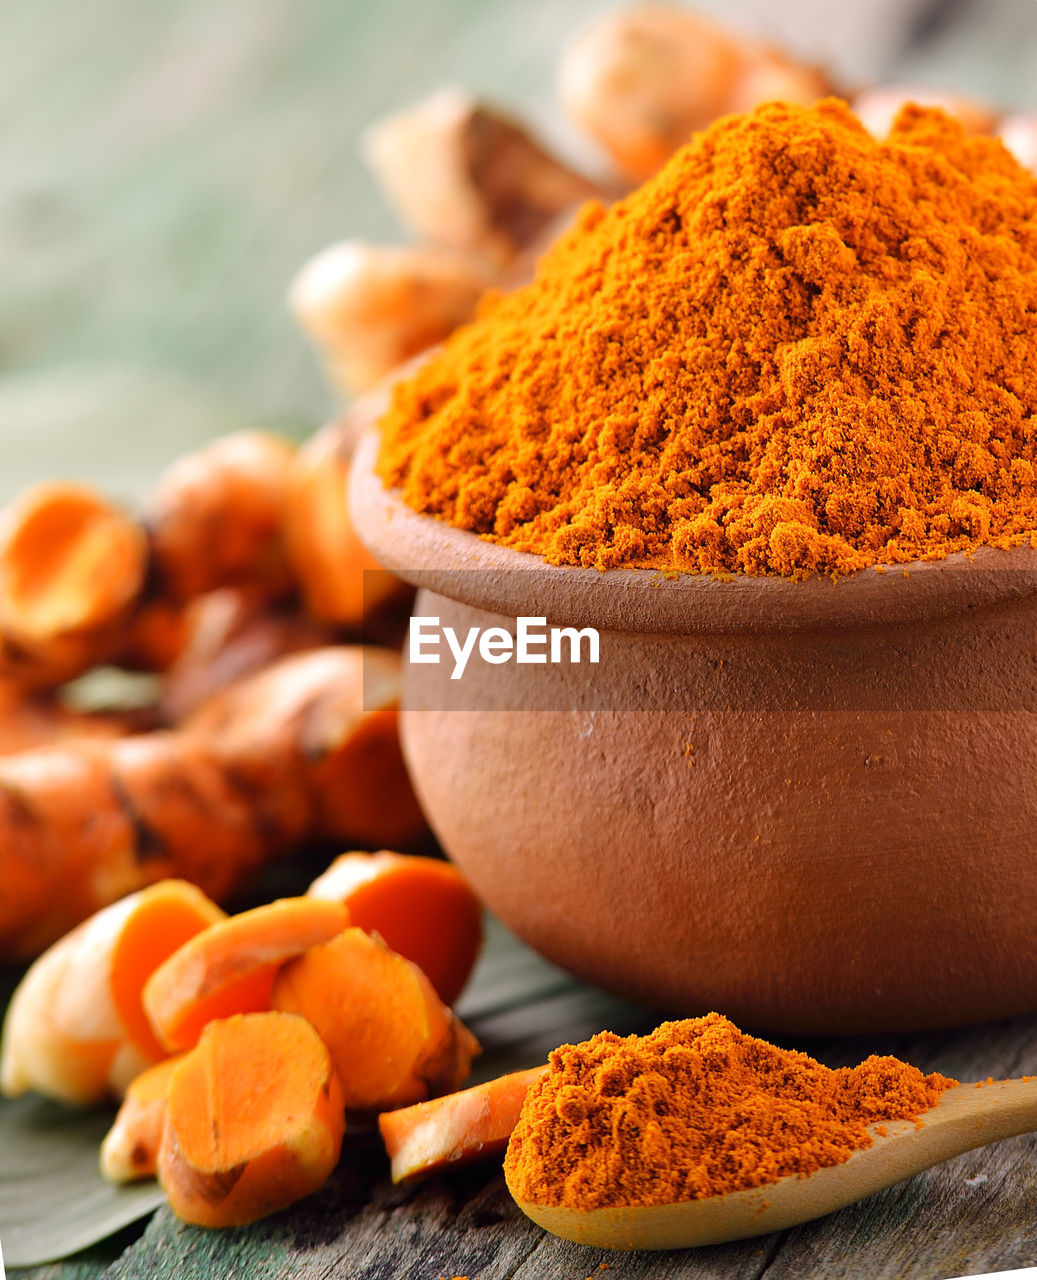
top-left (350, 428), bottom-right (1037, 1033)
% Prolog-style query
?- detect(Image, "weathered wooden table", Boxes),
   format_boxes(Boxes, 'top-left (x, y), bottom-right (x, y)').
top-left (2, 1), bottom-right (1036, 1276)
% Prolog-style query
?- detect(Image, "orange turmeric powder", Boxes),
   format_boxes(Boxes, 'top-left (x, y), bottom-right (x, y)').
top-left (378, 100), bottom-right (1037, 578)
top-left (503, 1014), bottom-right (956, 1209)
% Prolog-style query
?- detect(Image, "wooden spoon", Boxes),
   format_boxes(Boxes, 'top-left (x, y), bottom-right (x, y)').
top-left (508, 1077), bottom-right (1037, 1251)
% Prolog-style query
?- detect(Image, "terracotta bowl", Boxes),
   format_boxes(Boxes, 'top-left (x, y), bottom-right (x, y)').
top-left (350, 428), bottom-right (1037, 1033)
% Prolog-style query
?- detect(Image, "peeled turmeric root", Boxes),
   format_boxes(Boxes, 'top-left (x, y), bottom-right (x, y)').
top-left (157, 1012), bottom-right (345, 1227)
top-left (100, 1055), bottom-right (183, 1183)
top-left (0, 646), bottom-right (423, 962)
top-left (143, 897), bottom-right (350, 1052)
top-left (0, 484), bottom-right (149, 685)
top-left (0, 880), bottom-right (224, 1103)
top-left (378, 1066), bottom-right (547, 1183)
top-left (272, 927), bottom-right (479, 1111)
top-left (307, 851), bottom-right (482, 1006)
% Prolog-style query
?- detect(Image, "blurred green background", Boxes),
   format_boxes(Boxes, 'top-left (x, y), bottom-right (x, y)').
top-left (2, 0), bottom-right (1037, 503)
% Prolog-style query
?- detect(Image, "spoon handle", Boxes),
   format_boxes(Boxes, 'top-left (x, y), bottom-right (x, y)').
top-left (901, 1077), bottom-right (1037, 1163)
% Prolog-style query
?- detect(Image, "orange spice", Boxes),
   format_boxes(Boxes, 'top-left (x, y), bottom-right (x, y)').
top-left (504, 1013), bottom-right (956, 1209)
top-left (378, 100), bottom-right (1037, 579)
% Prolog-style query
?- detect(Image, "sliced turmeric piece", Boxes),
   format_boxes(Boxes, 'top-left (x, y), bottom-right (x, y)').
top-left (378, 1066), bottom-right (548, 1183)
top-left (149, 431), bottom-right (296, 603)
top-left (307, 851), bottom-right (483, 1006)
top-left (143, 897), bottom-right (350, 1052)
top-left (110, 882), bottom-right (229, 1061)
top-left (0, 880), bottom-right (224, 1104)
top-left (100, 1054), bottom-right (184, 1183)
top-left (271, 926), bottom-right (479, 1111)
top-left (157, 1012), bottom-right (345, 1227)
top-left (0, 483), bottom-right (148, 682)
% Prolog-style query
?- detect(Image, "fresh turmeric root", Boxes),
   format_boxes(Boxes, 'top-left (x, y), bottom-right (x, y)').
top-left (158, 588), bottom-right (332, 723)
top-left (272, 927), bottom-right (479, 1111)
top-left (0, 880), bottom-right (224, 1103)
top-left (157, 1012), bottom-right (345, 1227)
top-left (290, 241), bottom-right (491, 395)
top-left (142, 897), bottom-right (350, 1052)
top-left (362, 89), bottom-right (601, 268)
top-left (0, 680), bottom-right (155, 755)
top-left (0, 483), bottom-right (149, 685)
top-left (307, 851), bottom-right (482, 1006)
top-left (148, 431), bottom-right (297, 603)
top-left (283, 423), bottom-right (404, 627)
top-left (558, 6), bottom-right (744, 180)
top-left (558, 5), bottom-right (832, 182)
top-left (378, 1066), bottom-right (547, 1183)
top-left (100, 1055), bottom-right (183, 1183)
top-left (0, 646), bottom-right (424, 962)
top-left (184, 646), bottom-right (427, 852)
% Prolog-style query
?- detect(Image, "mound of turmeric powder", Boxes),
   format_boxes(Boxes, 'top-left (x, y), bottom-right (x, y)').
top-left (378, 100), bottom-right (1037, 578)
top-left (504, 1013), bottom-right (956, 1209)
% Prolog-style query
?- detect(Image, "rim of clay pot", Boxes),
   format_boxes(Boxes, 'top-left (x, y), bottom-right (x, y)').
top-left (349, 426), bottom-right (1037, 635)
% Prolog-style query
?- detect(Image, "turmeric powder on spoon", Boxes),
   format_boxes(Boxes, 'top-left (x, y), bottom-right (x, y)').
top-left (504, 1013), bottom-right (956, 1210)
top-left (378, 100), bottom-right (1037, 579)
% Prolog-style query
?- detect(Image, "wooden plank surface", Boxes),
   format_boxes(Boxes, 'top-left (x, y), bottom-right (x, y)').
top-left (4, 1), bottom-right (1037, 1277)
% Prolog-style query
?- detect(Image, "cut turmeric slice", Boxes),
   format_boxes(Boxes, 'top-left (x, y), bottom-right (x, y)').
top-left (378, 1066), bottom-right (548, 1183)
top-left (0, 880), bottom-right (224, 1104)
top-left (0, 483), bottom-right (148, 681)
top-left (100, 1054), bottom-right (184, 1183)
top-left (308, 851), bottom-right (483, 1006)
top-left (271, 926), bottom-right (480, 1111)
top-left (110, 882), bottom-right (229, 1061)
top-left (157, 1012), bottom-right (345, 1227)
top-left (142, 897), bottom-right (350, 1052)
